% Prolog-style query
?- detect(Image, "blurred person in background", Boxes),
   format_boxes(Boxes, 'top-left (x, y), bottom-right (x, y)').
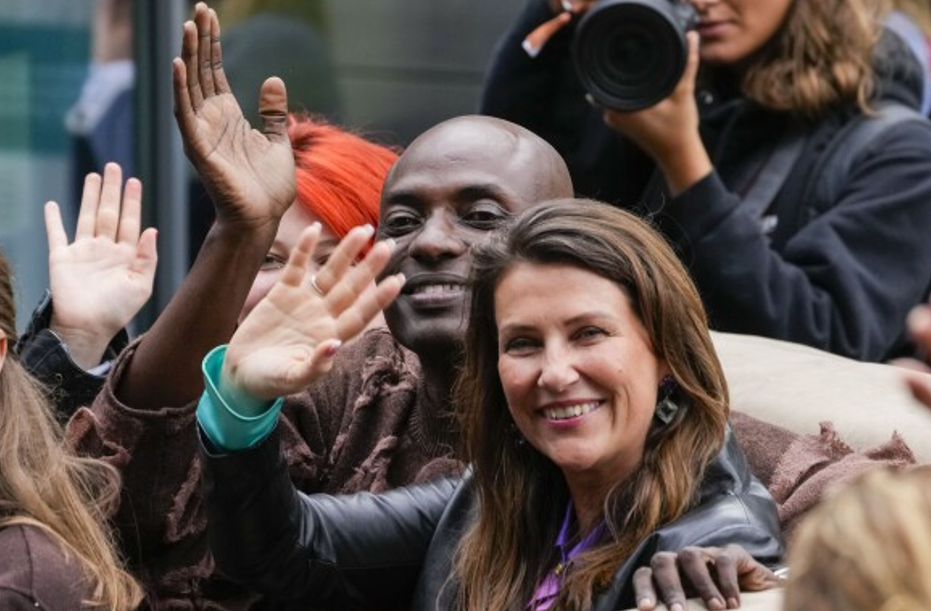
top-left (481, 0), bottom-right (931, 362)
top-left (783, 466), bottom-right (931, 611)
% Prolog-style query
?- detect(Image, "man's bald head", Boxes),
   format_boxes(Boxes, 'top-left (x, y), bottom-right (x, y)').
top-left (384, 115), bottom-right (573, 211)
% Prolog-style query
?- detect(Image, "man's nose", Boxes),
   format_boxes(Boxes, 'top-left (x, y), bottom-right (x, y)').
top-left (408, 211), bottom-right (467, 263)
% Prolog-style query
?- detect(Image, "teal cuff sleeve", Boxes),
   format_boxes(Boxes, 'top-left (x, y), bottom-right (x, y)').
top-left (196, 345), bottom-right (284, 451)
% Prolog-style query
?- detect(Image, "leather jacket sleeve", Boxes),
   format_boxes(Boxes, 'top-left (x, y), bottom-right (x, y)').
top-left (201, 425), bottom-right (459, 609)
top-left (15, 292), bottom-right (130, 421)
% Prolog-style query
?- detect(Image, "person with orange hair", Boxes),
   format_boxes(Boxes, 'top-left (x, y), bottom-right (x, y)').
top-left (240, 112), bottom-right (398, 321)
top-left (16, 113), bottom-right (397, 420)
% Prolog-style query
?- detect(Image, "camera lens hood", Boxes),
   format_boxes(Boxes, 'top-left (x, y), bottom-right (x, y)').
top-left (573, 0), bottom-right (692, 111)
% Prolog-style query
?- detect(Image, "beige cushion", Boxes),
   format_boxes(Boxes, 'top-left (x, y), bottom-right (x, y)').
top-left (619, 587), bottom-right (785, 611)
top-left (711, 332), bottom-right (931, 463)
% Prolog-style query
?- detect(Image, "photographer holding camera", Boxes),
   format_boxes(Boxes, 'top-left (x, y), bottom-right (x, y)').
top-left (482, 0), bottom-right (931, 363)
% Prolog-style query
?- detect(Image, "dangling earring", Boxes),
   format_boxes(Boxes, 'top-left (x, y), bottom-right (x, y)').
top-left (654, 375), bottom-right (679, 425)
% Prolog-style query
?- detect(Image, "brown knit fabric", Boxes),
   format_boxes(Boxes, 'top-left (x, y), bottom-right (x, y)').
top-left (0, 525), bottom-right (91, 610)
top-left (66, 328), bottom-right (463, 611)
top-left (731, 410), bottom-right (917, 544)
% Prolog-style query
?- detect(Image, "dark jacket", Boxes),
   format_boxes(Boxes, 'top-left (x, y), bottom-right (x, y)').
top-left (15, 292), bottom-right (129, 421)
top-left (0, 525), bottom-right (92, 610)
top-left (481, 0), bottom-right (931, 361)
top-left (202, 425), bottom-right (784, 611)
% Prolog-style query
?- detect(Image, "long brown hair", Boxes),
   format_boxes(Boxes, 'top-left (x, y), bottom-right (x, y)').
top-left (453, 199), bottom-right (729, 611)
top-left (785, 466), bottom-right (931, 611)
top-left (0, 249), bottom-right (141, 609)
top-left (739, 0), bottom-right (882, 116)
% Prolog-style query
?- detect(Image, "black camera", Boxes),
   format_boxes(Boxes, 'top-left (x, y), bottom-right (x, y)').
top-left (573, 0), bottom-right (698, 111)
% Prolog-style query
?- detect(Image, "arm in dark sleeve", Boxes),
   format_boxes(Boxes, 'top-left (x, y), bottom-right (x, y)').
top-left (665, 122), bottom-right (931, 361)
top-left (201, 426), bottom-right (458, 610)
top-left (15, 291), bottom-right (129, 420)
top-left (480, 0), bottom-right (593, 156)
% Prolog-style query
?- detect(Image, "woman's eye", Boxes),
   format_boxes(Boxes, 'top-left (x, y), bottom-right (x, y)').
top-left (575, 326), bottom-right (607, 341)
top-left (503, 337), bottom-right (538, 355)
top-left (260, 254), bottom-right (286, 270)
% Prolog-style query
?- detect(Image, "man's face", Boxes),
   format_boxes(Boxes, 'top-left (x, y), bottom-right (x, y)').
top-left (377, 118), bottom-right (571, 359)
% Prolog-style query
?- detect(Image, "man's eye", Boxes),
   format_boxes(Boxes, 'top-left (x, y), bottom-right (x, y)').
top-left (463, 206), bottom-right (508, 229)
top-left (383, 212), bottom-right (423, 235)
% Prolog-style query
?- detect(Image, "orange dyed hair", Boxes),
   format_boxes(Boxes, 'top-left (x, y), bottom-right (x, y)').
top-left (288, 114), bottom-right (399, 243)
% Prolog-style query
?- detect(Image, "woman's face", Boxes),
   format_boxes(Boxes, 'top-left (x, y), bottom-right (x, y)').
top-left (239, 202), bottom-right (339, 323)
top-left (496, 262), bottom-right (668, 489)
top-left (689, 0), bottom-right (795, 67)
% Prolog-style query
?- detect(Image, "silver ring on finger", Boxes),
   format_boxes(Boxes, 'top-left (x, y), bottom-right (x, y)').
top-left (310, 275), bottom-right (326, 297)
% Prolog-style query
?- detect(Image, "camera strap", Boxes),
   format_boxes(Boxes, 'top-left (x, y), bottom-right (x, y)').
top-left (740, 125), bottom-right (808, 235)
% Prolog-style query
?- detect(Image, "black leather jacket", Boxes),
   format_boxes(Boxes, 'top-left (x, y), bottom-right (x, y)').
top-left (15, 292), bottom-right (129, 421)
top-left (202, 426), bottom-right (783, 611)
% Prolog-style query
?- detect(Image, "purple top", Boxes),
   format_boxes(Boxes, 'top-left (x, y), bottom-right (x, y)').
top-left (528, 502), bottom-right (606, 611)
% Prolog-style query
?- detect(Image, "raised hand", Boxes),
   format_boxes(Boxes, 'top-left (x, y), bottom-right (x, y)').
top-left (895, 303), bottom-right (931, 409)
top-left (45, 162), bottom-right (158, 370)
top-left (172, 2), bottom-right (295, 234)
top-left (633, 545), bottom-right (781, 611)
top-left (222, 224), bottom-right (403, 406)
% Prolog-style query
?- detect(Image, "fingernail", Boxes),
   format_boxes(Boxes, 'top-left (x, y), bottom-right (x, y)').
top-left (727, 598), bottom-right (740, 609)
top-left (671, 604), bottom-right (684, 611)
top-left (637, 597), bottom-right (653, 610)
top-left (325, 341), bottom-right (342, 357)
top-left (361, 224), bottom-right (375, 236)
top-left (395, 272), bottom-right (406, 285)
top-left (385, 238), bottom-right (397, 250)
top-left (521, 38), bottom-right (541, 58)
top-left (708, 597), bottom-right (724, 610)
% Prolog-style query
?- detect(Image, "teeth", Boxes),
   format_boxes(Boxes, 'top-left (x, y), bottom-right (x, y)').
top-left (412, 284), bottom-right (462, 295)
top-left (543, 402), bottom-right (599, 420)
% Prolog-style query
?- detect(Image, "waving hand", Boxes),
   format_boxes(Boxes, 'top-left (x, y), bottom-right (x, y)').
top-left (172, 2), bottom-right (295, 232)
top-left (222, 225), bottom-right (404, 406)
top-left (45, 163), bottom-right (157, 369)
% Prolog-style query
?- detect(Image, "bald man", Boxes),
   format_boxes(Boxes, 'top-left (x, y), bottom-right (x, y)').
top-left (66, 7), bottom-right (575, 608)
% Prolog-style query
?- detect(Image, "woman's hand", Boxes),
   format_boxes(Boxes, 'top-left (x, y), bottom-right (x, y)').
top-left (599, 31), bottom-right (712, 196)
top-left (222, 224), bottom-right (404, 404)
top-left (45, 163), bottom-right (158, 370)
top-left (633, 545), bottom-right (782, 611)
top-left (172, 2), bottom-right (295, 237)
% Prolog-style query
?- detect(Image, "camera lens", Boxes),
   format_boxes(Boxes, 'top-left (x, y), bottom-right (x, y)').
top-left (574, 0), bottom-right (693, 111)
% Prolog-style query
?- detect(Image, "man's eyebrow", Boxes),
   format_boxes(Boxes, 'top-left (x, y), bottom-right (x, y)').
top-left (454, 184), bottom-right (512, 204)
top-left (382, 190), bottom-right (423, 208)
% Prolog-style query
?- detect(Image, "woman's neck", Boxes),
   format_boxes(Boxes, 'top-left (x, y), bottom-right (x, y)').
top-left (565, 477), bottom-right (614, 535)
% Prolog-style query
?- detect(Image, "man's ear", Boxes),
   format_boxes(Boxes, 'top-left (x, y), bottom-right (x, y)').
top-left (0, 330), bottom-right (7, 376)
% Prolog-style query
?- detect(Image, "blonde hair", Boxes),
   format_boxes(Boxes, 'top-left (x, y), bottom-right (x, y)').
top-left (784, 466), bottom-right (931, 611)
top-left (739, 0), bottom-right (882, 116)
top-left (0, 249), bottom-right (142, 609)
top-left (453, 199), bottom-right (729, 611)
